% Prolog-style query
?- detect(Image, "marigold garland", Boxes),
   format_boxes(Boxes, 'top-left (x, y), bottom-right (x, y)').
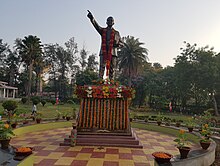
top-left (114, 100), bottom-right (117, 130)
top-left (103, 99), bottom-right (106, 128)
top-left (79, 100), bottom-right (83, 127)
top-left (100, 99), bottom-right (103, 128)
top-left (94, 99), bottom-right (96, 127)
top-left (109, 100), bottom-right (112, 130)
top-left (124, 100), bottom-right (128, 129)
top-left (90, 99), bottom-right (93, 128)
top-left (120, 100), bottom-right (123, 129)
top-left (78, 100), bottom-right (129, 130)
top-left (84, 99), bottom-right (87, 128)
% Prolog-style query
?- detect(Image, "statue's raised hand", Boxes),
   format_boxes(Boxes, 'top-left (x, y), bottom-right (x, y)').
top-left (87, 10), bottom-right (93, 20)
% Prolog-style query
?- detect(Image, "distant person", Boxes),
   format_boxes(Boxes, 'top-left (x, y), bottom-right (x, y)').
top-left (56, 97), bottom-right (59, 105)
top-left (31, 104), bottom-right (37, 115)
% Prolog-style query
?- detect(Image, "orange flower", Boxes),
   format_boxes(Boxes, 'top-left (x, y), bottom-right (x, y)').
top-left (17, 147), bottom-right (32, 153)
top-left (204, 124), bottom-right (208, 128)
top-left (179, 129), bottom-right (185, 134)
top-left (4, 124), bottom-right (10, 129)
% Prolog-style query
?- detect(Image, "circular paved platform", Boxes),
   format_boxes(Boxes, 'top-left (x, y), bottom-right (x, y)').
top-left (11, 127), bottom-right (197, 166)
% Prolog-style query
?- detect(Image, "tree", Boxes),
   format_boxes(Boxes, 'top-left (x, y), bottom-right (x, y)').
top-left (191, 46), bottom-right (220, 116)
top-left (15, 35), bottom-right (43, 102)
top-left (44, 44), bottom-right (59, 97)
top-left (44, 37), bottom-right (78, 100)
top-left (5, 50), bottom-right (20, 86)
top-left (79, 47), bottom-right (88, 71)
top-left (86, 53), bottom-right (98, 72)
top-left (75, 69), bottom-right (99, 86)
top-left (118, 36), bottom-right (148, 87)
top-left (0, 39), bottom-right (9, 82)
top-left (33, 54), bottom-right (48, 95)
top-left (174, 42), bottom-right (196, 111)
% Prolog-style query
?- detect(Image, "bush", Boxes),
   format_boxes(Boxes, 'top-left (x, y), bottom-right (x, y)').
top-left (41, 100), bottom-right (46, 106)
top-left (31, 96), bottom-right (40, 105)
top-left (21, 97), bottom-right (28, 104)
top-left (50, 100), bottom-right (56, 105)
top-left (2, 100), bottom-right (18, 112)
top-left (67, 100), bottom-right (75, 104)
top-left (206, 108), bottom-right (215, 116)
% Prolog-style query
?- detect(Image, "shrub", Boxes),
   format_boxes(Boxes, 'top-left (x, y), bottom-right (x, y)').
top-left (41, 100), bottom-right (46, 106)
top-left (2, 100), bottom-right (18, 113)
top-left (72, 109), bottom-right (76, 119)
top-left (50, 100), bottom-right (56, 105)
top-left (2, 100), bottom-right (18, 121)
top-left (67, 100), bottom-right (75, 104)
top-left (205, 108), bottom-right (215, 116)
top-left (31, 96), bottom-right (40, 105)
top-left (21, 97), bottom-right (28, 104)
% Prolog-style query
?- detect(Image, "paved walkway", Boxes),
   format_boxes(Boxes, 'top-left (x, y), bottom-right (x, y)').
top-left (11, 127), bottom-right (195, 166)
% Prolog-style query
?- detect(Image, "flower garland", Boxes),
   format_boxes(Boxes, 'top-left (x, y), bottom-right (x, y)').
top-left (76, 83), bottom-right (135, 99)
top-left (101, 28), bottom-right (115, 77)
top-left (94, 99), bottom-right (96, 127)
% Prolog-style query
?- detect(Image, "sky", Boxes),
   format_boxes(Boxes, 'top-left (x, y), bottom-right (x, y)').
top-left (1, 0), bottom-right (220, 67)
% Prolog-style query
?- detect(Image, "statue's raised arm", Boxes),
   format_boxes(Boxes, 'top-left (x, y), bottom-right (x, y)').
top-left (87, 10), bottom-right (102, 35)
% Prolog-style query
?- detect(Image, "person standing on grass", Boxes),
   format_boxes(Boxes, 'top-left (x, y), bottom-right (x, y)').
top-left (31, 104), bottom-right (37, 116)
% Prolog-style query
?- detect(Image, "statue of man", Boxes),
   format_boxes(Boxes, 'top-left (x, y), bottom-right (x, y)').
top-left (87, 10), bottom-right (123, 80)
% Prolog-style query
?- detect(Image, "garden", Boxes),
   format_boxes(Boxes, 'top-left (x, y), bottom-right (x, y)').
top-left (0, 98), bottom-right (220, 165)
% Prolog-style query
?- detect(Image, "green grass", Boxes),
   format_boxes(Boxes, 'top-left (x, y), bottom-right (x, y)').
top-left (130, 109), bottom-right (220, 122)
top-left (0, 102), bottom-right (78, 119)
top-left (131, 122), bottom-right (200, 144)
top-left (130, 111), bottom-right (193, 122)
top-left (13, 121), bottom-right (72, 136)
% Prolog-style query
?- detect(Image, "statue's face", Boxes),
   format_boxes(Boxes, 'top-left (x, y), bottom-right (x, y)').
top-left (106, 17), bottom-right (114, 27)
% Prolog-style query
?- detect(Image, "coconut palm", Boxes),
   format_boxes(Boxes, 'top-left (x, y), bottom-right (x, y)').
top-left (118, 36), bottom-right (148, 87)
top-left (16, 35), bottom-right (42, 102)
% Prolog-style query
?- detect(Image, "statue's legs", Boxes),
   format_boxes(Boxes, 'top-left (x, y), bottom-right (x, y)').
top-left (99, 55), bottom-right (105, 79)
top-left (109, 56), bottom-right (117, 80)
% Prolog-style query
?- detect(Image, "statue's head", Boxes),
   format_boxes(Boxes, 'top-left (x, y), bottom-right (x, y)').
top-left (106, 16), bottom-right (114, 27)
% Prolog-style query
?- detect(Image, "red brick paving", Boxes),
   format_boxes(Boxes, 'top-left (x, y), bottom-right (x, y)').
top-left (11, 127), bottom-right (198, 166)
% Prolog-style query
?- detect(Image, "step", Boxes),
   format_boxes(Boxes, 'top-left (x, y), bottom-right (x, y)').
top-left (64, 138), bottom-right (140, 145)
top-left (78, 139), bottom-right (140, 145)
top-left (60, 142), bottom-right (143, 148)
top-left (78, 142), bottom-right (143, 148)
top-left (77, 131), bottom-right (132, 136)
top-left (72, 135), bottom-right (136, 140)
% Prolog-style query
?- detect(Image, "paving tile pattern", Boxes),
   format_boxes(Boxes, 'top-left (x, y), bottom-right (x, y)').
top-left (11, 127), bottom-right (195, 166)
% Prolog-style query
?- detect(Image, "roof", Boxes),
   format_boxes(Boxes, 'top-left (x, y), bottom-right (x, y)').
top-left (0, 81), bottom-right (8, 85)
top-left (0, 81), bottom-right (18, 90)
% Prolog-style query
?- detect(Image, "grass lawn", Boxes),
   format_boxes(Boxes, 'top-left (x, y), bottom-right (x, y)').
top-left (13, 121), bottom-right (72, 136)
top-left (0, 102), bottom-right (79, 119)
top-left (131, 122), bottom-right (200, 144)
top-left (130, 111), bottom-right (220, 123)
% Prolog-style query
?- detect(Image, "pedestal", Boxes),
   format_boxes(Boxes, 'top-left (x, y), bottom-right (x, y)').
top-left (77, 98), bottom-right (130, 133)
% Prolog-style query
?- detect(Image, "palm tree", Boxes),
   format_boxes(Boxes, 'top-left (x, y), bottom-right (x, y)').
top-left (118, 36), bottom-right (148, 87)
top-left (16, 35), bottom-right (42, 102)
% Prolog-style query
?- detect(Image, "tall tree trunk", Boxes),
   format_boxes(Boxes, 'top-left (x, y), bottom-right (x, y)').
top-left (53, 71), bottom-right (57, 98)
top-left (27, 61), bottom-right (34, 102)
top-left (212, 93), bottom-right (219, 116)
top-left (36, 73), bottom-right (42, 96)
top-left (9, 68), bottom-right (14, 86)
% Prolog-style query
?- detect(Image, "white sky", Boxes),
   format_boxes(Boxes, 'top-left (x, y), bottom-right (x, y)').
top-left (1, 0), bottom-right (220, 67)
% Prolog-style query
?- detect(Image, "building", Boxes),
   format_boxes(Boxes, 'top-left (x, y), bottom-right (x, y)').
top-left (0, 81), bottom-right (18, 99)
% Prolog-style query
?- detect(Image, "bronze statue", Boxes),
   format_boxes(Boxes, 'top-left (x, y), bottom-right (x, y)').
top-left (87, 10), bottom-right (123, 80)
